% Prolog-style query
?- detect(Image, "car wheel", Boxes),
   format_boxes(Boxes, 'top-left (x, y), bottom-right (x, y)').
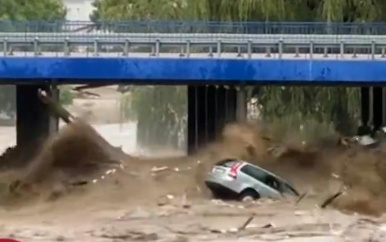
top-left (239, 189), bottom-right (260, 202)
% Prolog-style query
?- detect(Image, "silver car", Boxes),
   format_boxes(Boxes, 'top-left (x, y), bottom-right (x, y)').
top-left (205, 159), bottom-right (300, 201)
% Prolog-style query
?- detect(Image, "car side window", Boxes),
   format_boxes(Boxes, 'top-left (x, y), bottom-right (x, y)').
top-left (265, 175), bottom-right (281, 190)
top-left (240, 165), bottom-right (268, 182)
top-left (241, 165), bottom-right (281, 190)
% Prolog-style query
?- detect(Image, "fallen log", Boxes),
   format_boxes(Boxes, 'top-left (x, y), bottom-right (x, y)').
top-left (37, 89), bottom-right (75, 123)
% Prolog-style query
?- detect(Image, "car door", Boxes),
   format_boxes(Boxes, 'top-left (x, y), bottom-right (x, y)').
top-left (240, 164), bottom-right (282, 198)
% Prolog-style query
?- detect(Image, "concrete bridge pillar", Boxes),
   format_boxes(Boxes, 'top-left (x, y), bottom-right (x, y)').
top-left (358, 87), bottom-right (371, 135)
top-left (383, 87), bottom-right (386, 126)
top-left (372, 86), bottom-right (383, 133)
top-left (359, 86), bottom-right (385, 136)
top-left (187, 85), bottom-right (238, 154)
top-left (48, 85), bottom-right (60, 133)
top-left (16, 84), bottom-right (59, 151)
top-left (236, 84), bottom-right (247, 122)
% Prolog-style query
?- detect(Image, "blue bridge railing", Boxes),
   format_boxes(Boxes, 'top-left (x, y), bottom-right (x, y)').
top-left (1, 20), bottom-right (386, 34)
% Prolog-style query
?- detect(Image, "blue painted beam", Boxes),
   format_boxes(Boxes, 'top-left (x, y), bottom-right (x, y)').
top-left (0, 57), bottom-right (386, 83)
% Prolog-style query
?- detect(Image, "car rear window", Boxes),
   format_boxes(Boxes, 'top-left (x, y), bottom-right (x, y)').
top-left (215, 159), bottom-right (239, 167)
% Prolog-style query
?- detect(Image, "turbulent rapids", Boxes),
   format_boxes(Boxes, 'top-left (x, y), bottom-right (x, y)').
top-left (0, 118), bottom-right (383, 217)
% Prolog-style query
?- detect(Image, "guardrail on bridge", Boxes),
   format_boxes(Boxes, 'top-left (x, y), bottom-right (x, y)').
top-left (0, 33), bottom-right (386, 59)
top-left (1, 21), bottom-right (386, 58)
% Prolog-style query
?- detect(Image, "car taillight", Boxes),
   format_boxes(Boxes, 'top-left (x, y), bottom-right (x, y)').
top-left (228, 162), bottom-right (242, 179)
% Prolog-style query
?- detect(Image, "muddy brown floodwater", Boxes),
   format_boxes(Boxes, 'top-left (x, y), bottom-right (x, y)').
top-left (0, 120), bottom-right (386, 241)
top-left (2, 198), bottom-right (386, 242)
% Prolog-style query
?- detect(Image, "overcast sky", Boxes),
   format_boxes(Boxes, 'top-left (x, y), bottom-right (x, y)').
top-left (63, 0), bottom-right (94, 21)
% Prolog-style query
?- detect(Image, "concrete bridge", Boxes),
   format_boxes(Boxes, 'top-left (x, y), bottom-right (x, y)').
top-left (2, 21), bottom-right (386, 154)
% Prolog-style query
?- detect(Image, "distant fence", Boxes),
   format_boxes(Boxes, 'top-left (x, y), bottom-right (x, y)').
top-left (0, 20), bottom-right (386, 34)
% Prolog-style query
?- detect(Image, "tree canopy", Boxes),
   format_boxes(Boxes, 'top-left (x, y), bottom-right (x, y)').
top-left (90, 0), bottom-right (386, 22)
top-left (0, 0), bottom-right (66, 21)
top-left (0, 0), bottom-right (66, 122)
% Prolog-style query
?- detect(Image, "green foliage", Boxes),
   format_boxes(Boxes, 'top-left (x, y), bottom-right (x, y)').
top-left (263, 113), bottom-right (339, 147)
top-left (90, 0), bottom-right (185, 22)
top-left (0, 86), bottom-right (16, 119)
top-left (90, 0), bottom-right (386, 22)
top-left (59, 87), bottom-right (74, 106)
top-left (0, 0), bottom-right (66, 21)
top-left (121, 86), bottom-right (186, 149)
top-left (0, 1), bottom-right (66, 117)
top-left (257, 86), bottom-right (360, 135)
top-left (0, 0), bottom-right (66, 32)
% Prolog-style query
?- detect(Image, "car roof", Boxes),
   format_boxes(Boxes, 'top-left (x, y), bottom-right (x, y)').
top-left (213, 158), bottom-right (300, 195)
top-left (215, 158), bottom-right (238, 165)
top-left (214, 158), bottom-right (291, 183)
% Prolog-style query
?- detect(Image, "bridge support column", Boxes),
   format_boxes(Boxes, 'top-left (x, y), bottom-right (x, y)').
top-left (236, 84), bottom-right (247, 122)
top-left (359, 86), bottom-right (385, 136)
top-left (383, 87), bottom-right (386, 126)
top-left (358, 87), bottom-right (371, 135)
top-left (16, 84), bottom-right (59, 150)
top-left (48, 85), bottom-right (60, 133)
top-left (187, 85), bottom-right (237, 154)
top-left (372, 86), bottom-right (383, 134)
